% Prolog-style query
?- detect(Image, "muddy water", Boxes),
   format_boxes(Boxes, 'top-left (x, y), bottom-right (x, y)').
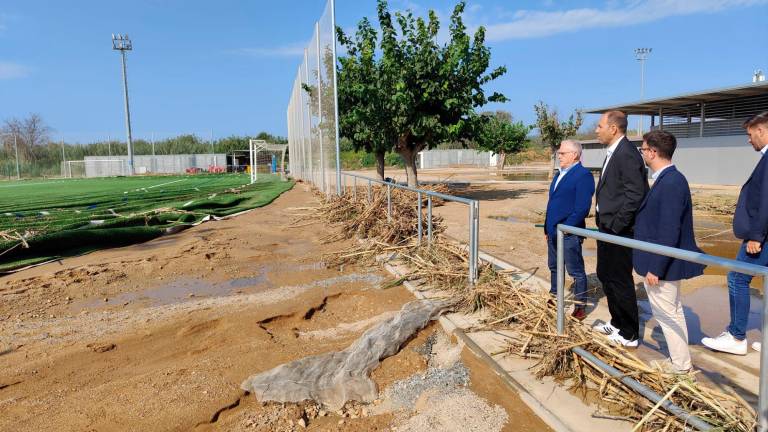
top-left (501, 172), bottom-right (549, 181)
top-left (488, 215), bottom-right (522, 223)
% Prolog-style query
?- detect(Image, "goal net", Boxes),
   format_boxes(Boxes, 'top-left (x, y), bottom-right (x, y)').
top-left (64, 159), bottom-right (128, 178)
top-left (249, 139), bottom-right (287, 183)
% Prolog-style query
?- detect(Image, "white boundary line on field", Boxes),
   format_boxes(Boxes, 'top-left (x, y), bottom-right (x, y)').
top-left (0, 181), bottom-right (68, 189)
top-left (144, 178), bottom-right (186, 190)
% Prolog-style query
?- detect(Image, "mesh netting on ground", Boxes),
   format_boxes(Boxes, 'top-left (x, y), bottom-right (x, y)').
top-left (241, 299), bottom-right (453, 410)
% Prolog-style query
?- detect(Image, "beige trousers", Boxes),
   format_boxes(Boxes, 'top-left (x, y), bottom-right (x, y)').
top-left (644, 280), bottom-right (692, 371)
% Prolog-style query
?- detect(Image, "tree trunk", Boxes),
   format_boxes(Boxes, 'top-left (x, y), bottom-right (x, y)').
top-left (497, 152), bottom-right (507, 171)
top-left (549, 147), bottom-right (557, 180)
top-left (398, 146), bottom-right (420, 187)
top-left (375, 151), bottom-right (385, 181)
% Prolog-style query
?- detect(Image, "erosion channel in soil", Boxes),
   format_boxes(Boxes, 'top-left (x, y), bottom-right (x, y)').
top-left (0, 186), bottom-right (546, 432)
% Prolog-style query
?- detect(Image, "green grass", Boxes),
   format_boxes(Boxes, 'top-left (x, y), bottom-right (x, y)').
top-left (0, 173), bottom-right (293, 271)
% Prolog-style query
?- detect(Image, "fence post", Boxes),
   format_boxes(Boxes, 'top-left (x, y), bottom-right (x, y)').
top-left (387, 183), bottom-right (392, 222)
top-left (468, 203), bottom-right (475, 285)
top-left (760, 275), bottom-right (768, 432)
top-left (417, 192), bottom-right (422, 246)
top-left (556, 228), bottom-right (565, 335)
top-left (427, 195), bottom-right (433, 246)
top-left (367, 179), bottom-right (372, 203)
top-left (472, 200), bottom-right (479, 283)
top-left (353, 176), bottom-right (357, 201)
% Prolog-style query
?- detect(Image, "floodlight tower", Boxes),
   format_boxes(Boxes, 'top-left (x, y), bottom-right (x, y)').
top-left (635, 47), bottom-right (652, 136)
top-left (112, 33), bottom-right (135, 175)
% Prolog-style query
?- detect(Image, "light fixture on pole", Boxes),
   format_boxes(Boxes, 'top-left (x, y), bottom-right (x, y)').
top-left (0, 133), bottom-right (20, 180)
top-left (635, 47), bottom-right (652, 136)
top-left (112, 33), bottom-right (135, 175)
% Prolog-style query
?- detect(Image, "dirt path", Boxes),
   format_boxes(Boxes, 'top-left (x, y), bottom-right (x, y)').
top-left (0, 185), bottom-right (546, 431)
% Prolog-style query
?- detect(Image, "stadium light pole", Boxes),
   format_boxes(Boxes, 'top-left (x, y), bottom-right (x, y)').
top-left (0, 133), bottom-right (19, 180)
top-left (112, 33), bottom-right (135, 175)
top-left (635, 47), bottom-right (652, 136)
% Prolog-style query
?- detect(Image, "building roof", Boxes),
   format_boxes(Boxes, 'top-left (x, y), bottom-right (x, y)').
top-left (584, 81), bottom-right (768, 115)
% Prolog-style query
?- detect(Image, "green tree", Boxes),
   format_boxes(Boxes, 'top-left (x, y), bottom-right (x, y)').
top-left (376, 0), bottom-right (507, 186)
top-left (533, 101), bottom-right (583, 178)
top-left (476, 111), bottom-right (532, 170)
top-left (336, 18), bottom-right (392, 180)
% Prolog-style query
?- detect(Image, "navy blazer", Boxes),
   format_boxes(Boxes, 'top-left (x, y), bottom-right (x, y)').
top-left (544, 162), bottom-right (595, 238)
top-left (633, 166), bottom-right (705, 280)
top-left (733, 153), bottom-right (768, 244)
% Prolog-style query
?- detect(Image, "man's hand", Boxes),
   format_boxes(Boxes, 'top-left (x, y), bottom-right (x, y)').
top-left (645, 272), bottom-right (659, 287)
top-left (746, 240), bottom-right (763, 254)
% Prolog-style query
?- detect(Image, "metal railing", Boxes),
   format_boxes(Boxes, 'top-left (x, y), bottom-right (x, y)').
top-left (339, 172), bottom-right (479, 284)
top-left (556, 224), bottom-right (768, 431)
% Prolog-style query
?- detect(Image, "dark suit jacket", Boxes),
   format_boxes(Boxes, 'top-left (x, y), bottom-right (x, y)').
top-left (733, 152), bottom-right (768, 244)
top-left (544, 162), bottom-right (595, 237)
top-left (633, 166), bottom-right (705, 280)
top-left (595, 137), bottom-right (649, 235)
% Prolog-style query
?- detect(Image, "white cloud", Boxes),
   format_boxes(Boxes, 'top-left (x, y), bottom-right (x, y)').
top-left (228, 42), bottom-right (307, 58)
top-left (484, 0), bottom-right (768, 41)
top-left (0, 62), bottom-right (30, 79)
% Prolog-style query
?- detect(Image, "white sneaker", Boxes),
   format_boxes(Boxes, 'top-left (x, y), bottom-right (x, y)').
top-left (701, 332), bottom-right (747, 355)
top-left (608, 331), bottom-right (639, 348)
top-left (592, 321), bottom-right (618, 335)
top-left (650, 358), bottom-right (691, 375)
top-left (753, 342), bottom-right (762, 352)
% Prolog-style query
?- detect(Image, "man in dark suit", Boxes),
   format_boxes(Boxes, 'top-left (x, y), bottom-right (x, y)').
top-left (592, 111), bottom-right (649, 347)
top-left (544, 139), bottom-right (595, 321)
top-left (703, 111), bottom-right (768, 355)
top-left (634, 130), bottom-right (705, 373)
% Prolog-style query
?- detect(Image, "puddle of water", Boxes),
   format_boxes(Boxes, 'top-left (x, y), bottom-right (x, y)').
top-left (488, 215), bottom-right (521, 223)
top-left (501, 172), bottom-right (549, 181)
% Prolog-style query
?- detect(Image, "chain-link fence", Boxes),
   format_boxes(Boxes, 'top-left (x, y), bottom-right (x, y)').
top-left (286, 0), bottom-right (340, 195)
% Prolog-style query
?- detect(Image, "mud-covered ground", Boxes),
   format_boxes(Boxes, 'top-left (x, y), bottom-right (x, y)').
top-left (0, 185), bottom-right (548, 432)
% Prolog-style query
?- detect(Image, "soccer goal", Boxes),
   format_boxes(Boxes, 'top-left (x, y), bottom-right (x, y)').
top-left (65, 159), bottom-right (128, 178)
top-left (249, 139), bottom-right (287, 183)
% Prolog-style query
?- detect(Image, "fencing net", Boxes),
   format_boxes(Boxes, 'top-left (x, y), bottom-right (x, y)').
top-left (286, 0), bottom-right (339, 195)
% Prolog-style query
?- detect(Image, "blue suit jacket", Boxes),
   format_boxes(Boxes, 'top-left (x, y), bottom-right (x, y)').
top-left (633, 166), bottom-right (705, 280)
top-left (734, 153), bottom-right (768, 243)
top-left (544, 162), bottom-right (595, 238)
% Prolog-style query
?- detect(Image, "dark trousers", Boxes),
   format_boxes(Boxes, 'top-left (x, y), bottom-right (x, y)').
top-left (596, 227), bottom-right (639, 341)
top-left (547, 234), bottom-right (588, 303)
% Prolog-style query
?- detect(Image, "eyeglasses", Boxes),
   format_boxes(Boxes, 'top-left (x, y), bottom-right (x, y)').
top-left (557, 150), bottom-right (577, 156)
top-left (640, 146), bottom-right (656, 153)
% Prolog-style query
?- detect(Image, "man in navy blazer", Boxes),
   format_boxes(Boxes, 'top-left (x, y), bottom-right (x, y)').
top-left (703, 111), bottom-right (768, 355)
top-left (545, 140), bottom-right (595, 321)
top-left (634, 130), bottom-right (704, 373)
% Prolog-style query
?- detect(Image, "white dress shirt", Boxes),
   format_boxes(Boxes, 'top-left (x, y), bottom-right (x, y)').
top-left (601, 135), bottom-right (625, 178)
top-left (651, 163), bottom-right (674, 181)
top-left (553, 162), bottom-right (579, 191)
top-left (596, 135), bottom-right (625, 212)
top-left (762, 145), bottom-right (768, 155)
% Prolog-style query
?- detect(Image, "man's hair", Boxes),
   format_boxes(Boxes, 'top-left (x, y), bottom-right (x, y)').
top-left (643, 129), bottom-right (677, 160)
top-left (743, 111), bottom-right (768, 129)
top-left (560, 139), bottom-right (582, 156)
top-left (605, 110), bottom-right (628, 133)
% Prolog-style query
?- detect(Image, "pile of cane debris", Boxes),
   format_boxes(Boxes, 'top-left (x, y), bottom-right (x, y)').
top-left (298, 183), bottom-right (755, 432)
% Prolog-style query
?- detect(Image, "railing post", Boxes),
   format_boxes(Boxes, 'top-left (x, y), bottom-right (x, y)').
top-left (473, 200), bottom-right (479, 283)
top-left (556, 227), bottom-right (565, 335)
top-left (417, 192), bottom-right (422, 246)
top-left (387, 183), bottom-right (392, 222)
top-left (367, 179), bottom-right (372, 202)
top-left (353, 176), bottom-right (357, 201)
top-left (760, 275), bottom-right (768, 432)
top-left (427, 195), bottom-right (433, 246)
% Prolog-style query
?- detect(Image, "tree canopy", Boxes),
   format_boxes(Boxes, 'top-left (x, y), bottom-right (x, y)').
top-left (475, 111), bottom-right (531, 170)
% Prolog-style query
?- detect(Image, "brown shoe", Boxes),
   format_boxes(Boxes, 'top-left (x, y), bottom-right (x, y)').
top-left (571, 306), bottom-right (587, 321)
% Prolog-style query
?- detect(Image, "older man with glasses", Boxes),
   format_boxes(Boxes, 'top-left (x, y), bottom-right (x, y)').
top-left (544, 139), bottom-right (595, 321)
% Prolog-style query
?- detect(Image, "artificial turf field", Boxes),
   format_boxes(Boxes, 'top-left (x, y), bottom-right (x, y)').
top-left (0, 173), bottom-right (294, 271)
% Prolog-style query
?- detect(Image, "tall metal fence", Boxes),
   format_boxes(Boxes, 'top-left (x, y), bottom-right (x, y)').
top-left (286, 0), bottom-right (340, 196)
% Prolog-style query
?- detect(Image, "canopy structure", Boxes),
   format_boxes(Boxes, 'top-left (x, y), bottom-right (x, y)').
top-left (584, 81), bottom-right (768, 138)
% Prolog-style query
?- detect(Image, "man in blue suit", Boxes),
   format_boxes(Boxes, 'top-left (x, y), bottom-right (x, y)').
top-left (545, 139), bottom-right (595, 321)
top-left (634, 130), bottom-right (705, 373)
top-left (703, 111), bottom-right (768, 355)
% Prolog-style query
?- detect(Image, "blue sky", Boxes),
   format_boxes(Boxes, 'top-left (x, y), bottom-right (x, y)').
top-left (1, 0), bottom-right (766, 143)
